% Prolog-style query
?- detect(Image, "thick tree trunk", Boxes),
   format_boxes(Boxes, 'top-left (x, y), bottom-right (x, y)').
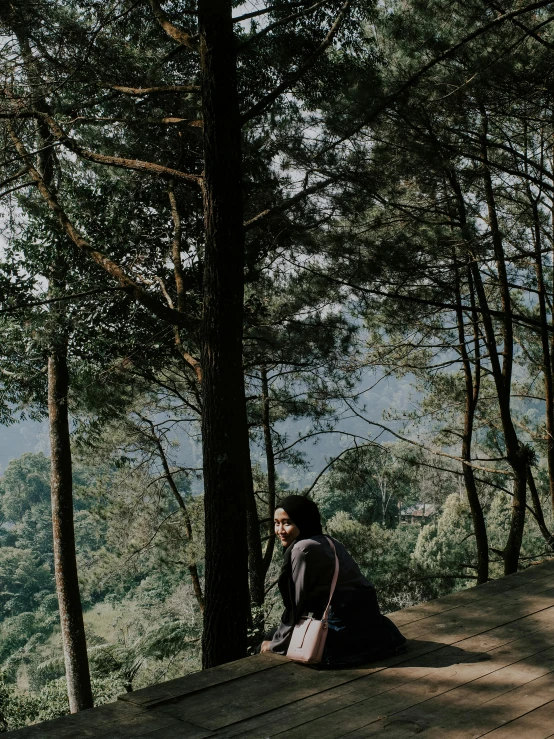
top-left (31, 29), bottom-right (93, 702)
top-left (198, 0), bottom-right (250, 668)
top-left (48, 344), bottom-right (93, 712)
top-left (468, 246), bottom-right (527, 576)
top-left (502, 467), bottom-right (527, 573)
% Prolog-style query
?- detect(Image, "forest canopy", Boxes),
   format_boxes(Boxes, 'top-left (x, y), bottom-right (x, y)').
top-left (2, 0), bottom-right (554, 728)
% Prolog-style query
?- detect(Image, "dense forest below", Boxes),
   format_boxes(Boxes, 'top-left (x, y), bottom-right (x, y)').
top-left (1, 447), bottom-right (549, 729)
top-left (2, 0), bottom-right (554, 730)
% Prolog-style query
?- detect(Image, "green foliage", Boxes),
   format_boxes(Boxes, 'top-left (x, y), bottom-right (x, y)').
top-left (314, 445), bottom-right (417, 527)
top-left (0, 671), bottom-right (127, 732)
top-left (486, 490), bottom-right (550, 577)
top-left (3, 0), bottom-right (554, 729)
top-left (414, 494), bottom-right (474, 571)
top-left (0, 549), bottom-right (53, 618)
top-left (0, 671), bottom-right (40, 732)
top-left (0, 454), bottom-right (50, 522)
top-left (0, 449), bottom-right (204, 727)
top-left (413, 494), bottom-right (476, 586)
top-left (325, 511), bottom-right (447, 612)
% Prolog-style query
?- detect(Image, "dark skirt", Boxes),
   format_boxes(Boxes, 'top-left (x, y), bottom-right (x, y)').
top-left (322, 586), bottom-right (406, 668)
top-left (258, 585), bottom-right (407, 667)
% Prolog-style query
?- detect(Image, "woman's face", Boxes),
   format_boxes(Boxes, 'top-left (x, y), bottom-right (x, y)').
top-left (274, 508), bottom-right (300, 547)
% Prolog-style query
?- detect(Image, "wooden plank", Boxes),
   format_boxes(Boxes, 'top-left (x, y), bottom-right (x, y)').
top-left (171, 640), bottom-right (484, 736)
top-left (227, 615), bottom-right (554, 738)
top-left (400, 581), bottom-right (554, 644)
top-left (223, 664), bottom-right (454, 738)
top-left (381, 649), bottom-right (554, 738)
top-left (3, 700), bottom-right (142, 738)
top-left (216, 628), bottom-right (554, 737)
top-left (212, 585), bottom-right (554, 738)
top-left (308, 646), bottom-right (554, 739)
top-left (447, 604), bottom-right (554, 654)
top-left (90, 712), bottom-right (184, 739)
top-left (145, 723), bottom-right (216, 739)
top-left (204, 598), bottom-right (554, 736)
top-left (12, 561), bottom-right (554, 738)
top-left (342, 672), bottom-right (554, 738)
top-left (119, 651), bottom-right (287, 708)
top-left (389, 559), bottom-right (554, 628)
top-left (387, 572), bottom-right (554, 653)
top-left (480, 700), bottom-right (554, 739)
top-left (158, 661), bottom-right (373, 731)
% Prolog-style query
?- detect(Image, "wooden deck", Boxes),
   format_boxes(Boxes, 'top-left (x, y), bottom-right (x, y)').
top-left (9, 557), bottom-right (554, 738)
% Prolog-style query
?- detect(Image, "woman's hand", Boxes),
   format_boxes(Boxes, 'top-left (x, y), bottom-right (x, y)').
top-left (260, 640), bottom-right (272, 653)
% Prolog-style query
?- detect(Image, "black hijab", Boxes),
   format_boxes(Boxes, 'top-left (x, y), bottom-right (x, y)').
top-left (277, 495), bottom-right (323, 540)
top-left (276, 495), bottom-right (323, 616)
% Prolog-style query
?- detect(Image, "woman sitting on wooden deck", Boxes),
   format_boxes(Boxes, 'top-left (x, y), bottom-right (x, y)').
top-left (261, 495), bottom-right (407, 668)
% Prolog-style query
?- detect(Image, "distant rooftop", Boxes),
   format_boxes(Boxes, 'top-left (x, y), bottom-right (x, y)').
top-left (400, 503), bottom-right (437, 520)
top-left (9, 557), bottom-right (554, 738)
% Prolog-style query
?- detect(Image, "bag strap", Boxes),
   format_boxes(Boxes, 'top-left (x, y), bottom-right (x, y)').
top-left (322, 537), bottom-right (339, 622)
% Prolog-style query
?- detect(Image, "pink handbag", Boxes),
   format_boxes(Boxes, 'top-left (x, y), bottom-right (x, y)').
top-left (286, 537), bottom-right (339, 665)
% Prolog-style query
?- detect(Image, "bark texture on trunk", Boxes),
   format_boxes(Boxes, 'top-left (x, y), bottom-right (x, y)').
top-left (261, 367), bottom-right (277, 576)
top-left (530, 198), bottom-right (554, 518)
top-left (198, 0), bottom-right (250, 668)
top-left (454, 257), bottom-right (488, 584)
top-left (449, 153), bottom-right (525, 576)
top-left (479, 117), bottom-right (526, 575)
top-left (245, 429), bottom-right (265, 608)
top-left (48, 346), bottom-right (93, 712)
top-left (527, 467), bottom-right (554, 547)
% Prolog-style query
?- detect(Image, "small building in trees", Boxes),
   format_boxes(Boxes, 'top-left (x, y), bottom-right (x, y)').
top-left (399, 503), bottom-right (437, 525)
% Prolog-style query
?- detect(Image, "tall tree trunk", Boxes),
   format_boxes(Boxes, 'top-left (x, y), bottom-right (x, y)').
top-left (261, 367), bottom-right (277, 577)
top-left (48, 332), bottom-right (93, 712)
top-left (453, 255), bottom-right (489, 583)
top-left (448, 152), bottom-right (526, 575)
top-left (198, 0), bottom-right (250, 668)
top-left (145, 419), bottom-right (205, 612)
top-left (245, 430), bottom-right (265, 608)
top-left (36, 44), bottom-right (93, 705)
top-left (7, 24), bottom-right (93, 707)
top-left (530, 197), bottom-right (554, 517)
top-left (527, 467), bottom-right (554, 548)
top-left (551, 175), bottom-right (554, 516)
top-left (479, 112), bottom-right (527, 574)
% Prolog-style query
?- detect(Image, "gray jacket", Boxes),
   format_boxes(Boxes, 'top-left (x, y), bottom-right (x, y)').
top-left (269, 535), bottom-right (372, 655)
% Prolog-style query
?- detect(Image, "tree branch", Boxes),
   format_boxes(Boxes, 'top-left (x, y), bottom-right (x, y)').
top-left (238, 0), bottom-right (330, 50)
top-left (7, 122), bottom-right (194, 330)
top-left (244, 177), bottom-right (335, 229)
top-left (148, 0), bottom-right (199, 51)
top-left (290, 257), bottom-right (554, 336)
top-left (35, 111), bottom-right (201, 186)
top-left (0, 179), bottom-right (35, 198)
top-left (233, 3), bottom-right (311, 23)
top-left (322, 0), bottom-right (554, 152)
top-left (106, 84), bottom-right (201, 95)
top-left (240, 0), bottom-right (352, 124)
top-left (0, 287), bottom-right (122, 315)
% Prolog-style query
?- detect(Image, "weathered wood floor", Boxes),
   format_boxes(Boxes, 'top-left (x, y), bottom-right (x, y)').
top-left (10, 557), bottom-right (554, 738)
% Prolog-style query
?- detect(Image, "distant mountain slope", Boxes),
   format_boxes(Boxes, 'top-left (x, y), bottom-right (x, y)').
top-left (0, 374), bottom-right (415, 480)
top-left (0, 420), bottom-right (49, 473)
